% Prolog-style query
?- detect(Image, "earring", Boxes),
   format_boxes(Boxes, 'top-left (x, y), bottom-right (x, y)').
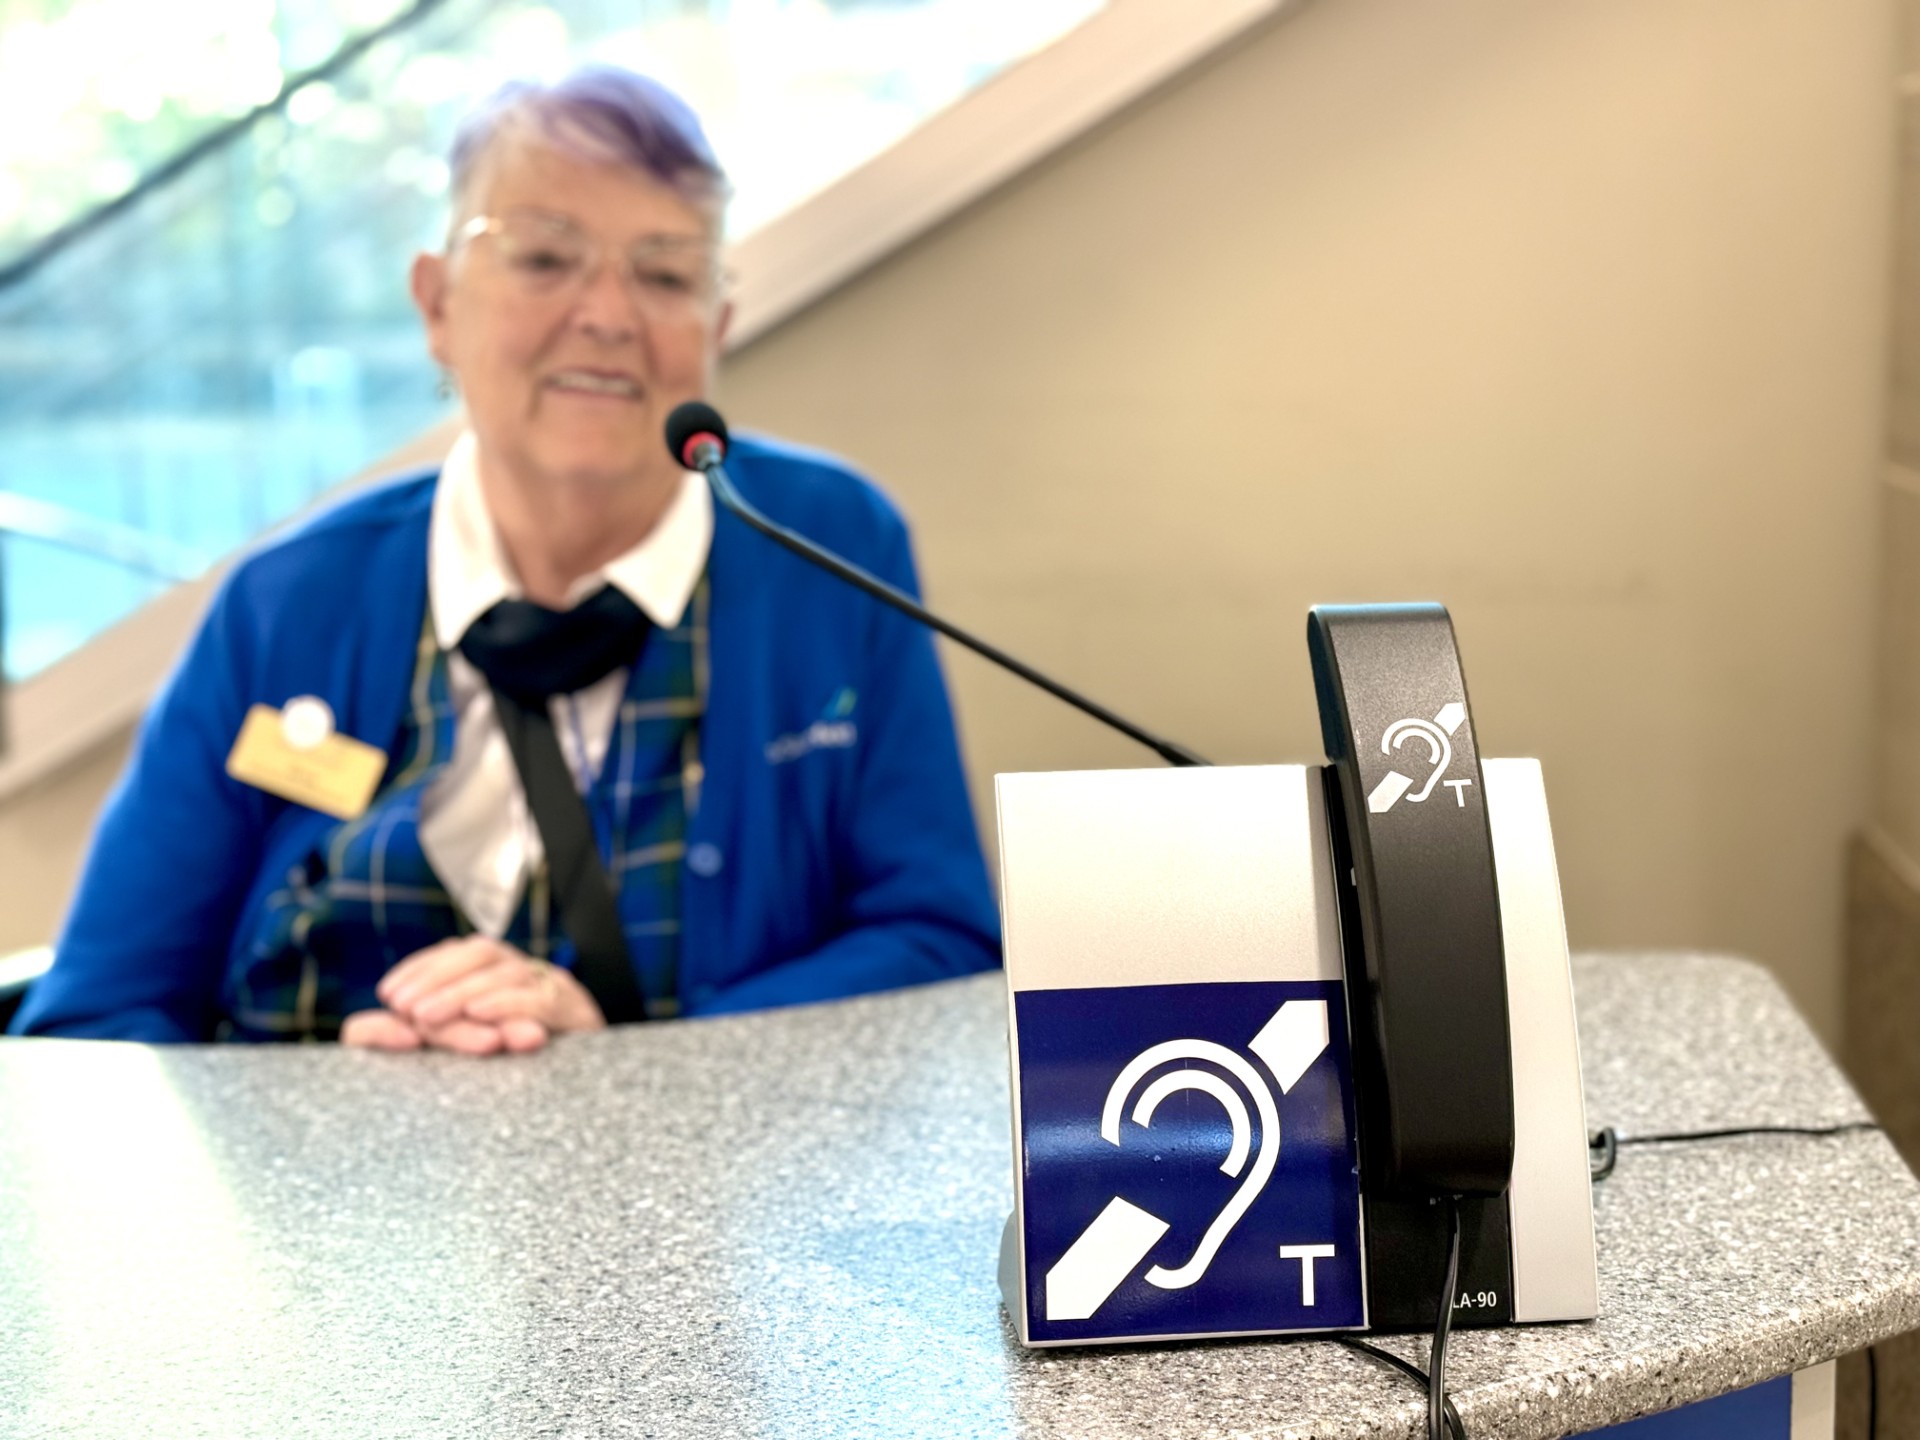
top-left (435, 369), bottom-right (456, 400)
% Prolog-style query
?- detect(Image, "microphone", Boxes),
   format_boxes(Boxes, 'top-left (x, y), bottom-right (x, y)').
top-left (664, 401), bottom-right (1207, 768)
top-left (672, 409), bottom-right (726, 473)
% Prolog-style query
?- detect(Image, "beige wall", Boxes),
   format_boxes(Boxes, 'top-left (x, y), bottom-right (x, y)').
top-left (723, 0), bottom-right (1895, 1043)
top-left (0, 0), bottom-right (1896, 1049)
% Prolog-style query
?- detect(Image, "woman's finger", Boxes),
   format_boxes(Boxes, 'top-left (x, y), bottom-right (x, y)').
top-left (405, 956), bottom-right (530, 1028)
top-left (462, 983), bottom-right (549, 1024)
top-left (378, 936), bottom-right (512, 1011)
top-left (340, 1009), bottom-right (424, 1050)
top-left (465, 963), bottom-right (606, 1033)
top-left (497, 1016), bottom-right (550, 1053)
top-left (419, 1017), bottom-right (507, 1055)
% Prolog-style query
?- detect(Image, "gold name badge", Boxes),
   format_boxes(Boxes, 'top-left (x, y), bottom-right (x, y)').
top-left (225, 697), bottom-right (386, 820)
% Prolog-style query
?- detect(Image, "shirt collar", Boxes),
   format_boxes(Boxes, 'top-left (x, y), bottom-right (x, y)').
top-left (429, 431), bottom-right (714, 651)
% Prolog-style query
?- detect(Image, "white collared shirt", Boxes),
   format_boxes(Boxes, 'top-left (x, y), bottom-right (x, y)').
top-left (418, 432), bottom-right (713, 938)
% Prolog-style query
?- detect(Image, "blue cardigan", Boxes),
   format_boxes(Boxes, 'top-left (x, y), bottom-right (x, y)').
top-left (14, 435), bottom-right (1002, 1042)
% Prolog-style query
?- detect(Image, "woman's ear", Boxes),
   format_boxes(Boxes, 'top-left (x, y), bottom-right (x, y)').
top-left (410, 251), bottom-right (452, 367)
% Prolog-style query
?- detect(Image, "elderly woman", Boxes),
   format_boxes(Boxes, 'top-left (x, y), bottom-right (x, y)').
top-left (12, 68), bottom-right (999, 1049)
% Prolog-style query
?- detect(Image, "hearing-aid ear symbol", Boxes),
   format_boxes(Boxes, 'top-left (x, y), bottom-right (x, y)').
top-left (1367, 701), bottom-right (1469, 813)
top-left (1042, 1001), bottom-right (1331, 1322)
top-left (1104, 1040), bottom-right (1278, 1291)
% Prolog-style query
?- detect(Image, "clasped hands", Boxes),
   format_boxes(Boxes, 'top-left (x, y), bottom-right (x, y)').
top-left (342, 936), bottom-right (606, 1054)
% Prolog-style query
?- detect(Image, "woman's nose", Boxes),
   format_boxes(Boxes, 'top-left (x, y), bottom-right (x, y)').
top-left (570, 253), bottom-right (645, 340)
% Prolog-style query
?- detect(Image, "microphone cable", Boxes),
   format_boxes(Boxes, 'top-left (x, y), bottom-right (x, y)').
top-left (663, 401), bottom-right (1210, 768)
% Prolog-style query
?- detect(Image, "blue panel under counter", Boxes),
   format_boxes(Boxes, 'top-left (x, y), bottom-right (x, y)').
top-left (1585, 1372), bottom-right (1793, 1439)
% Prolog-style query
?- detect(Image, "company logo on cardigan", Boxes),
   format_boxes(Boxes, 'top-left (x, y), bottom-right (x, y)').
top-left (766, 721), bottom-right (857, 763)
top-left (766, 691), bottom-right (860, 764)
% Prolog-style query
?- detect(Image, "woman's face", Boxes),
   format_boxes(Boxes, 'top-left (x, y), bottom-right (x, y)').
top-left (411, 137), bottom-right (729, 500)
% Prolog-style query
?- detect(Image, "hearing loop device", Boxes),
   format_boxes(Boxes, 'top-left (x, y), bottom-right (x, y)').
top-left (995, 604), bottom-right (1596, 1346)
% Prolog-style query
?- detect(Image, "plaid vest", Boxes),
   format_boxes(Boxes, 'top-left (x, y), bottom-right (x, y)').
top-left (226, 583), bottom-right (709, 1041)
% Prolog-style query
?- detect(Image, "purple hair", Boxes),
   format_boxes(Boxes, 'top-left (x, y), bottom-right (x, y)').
top-left (447, 66), bottom-right (729, 230)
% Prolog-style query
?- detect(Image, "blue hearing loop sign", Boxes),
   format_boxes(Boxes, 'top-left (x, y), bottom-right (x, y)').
top-left (1014, 980), bottom-right (1366, 1342)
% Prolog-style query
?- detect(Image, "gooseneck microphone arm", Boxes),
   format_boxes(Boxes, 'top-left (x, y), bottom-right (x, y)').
top-left (665, 403), bottom-right (1208, 768)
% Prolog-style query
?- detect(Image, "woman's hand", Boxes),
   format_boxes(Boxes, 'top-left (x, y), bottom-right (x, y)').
top-left (341, 937), bottom-right (607, 1054)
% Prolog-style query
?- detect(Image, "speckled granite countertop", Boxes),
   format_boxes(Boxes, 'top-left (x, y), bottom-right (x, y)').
top-left (0, 952), bottom-right (1914, 1439)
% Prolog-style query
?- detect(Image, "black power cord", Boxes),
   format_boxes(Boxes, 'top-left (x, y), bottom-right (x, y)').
top-left (1589, 1121), bottom-right (1881, 1183)
top-left (1429, 1196), bottom-right (1462, 1440)
top-left (1589, 1126), bottom-right (1618, 1181)
top-left (1337, 1195), bottom-right (1467, 1440)
top-left (1338, 1338), bottom-right (1466, 1439)
top-left (1867, 1343), bottom-right (1879, 1440)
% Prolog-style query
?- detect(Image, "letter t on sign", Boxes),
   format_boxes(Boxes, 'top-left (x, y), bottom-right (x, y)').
top-left (1279, 1244), bottom-right (1338, 1306)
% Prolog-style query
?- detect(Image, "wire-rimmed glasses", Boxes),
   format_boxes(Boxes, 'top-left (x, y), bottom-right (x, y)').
top-left (455, 210), bottom-right (725, 317)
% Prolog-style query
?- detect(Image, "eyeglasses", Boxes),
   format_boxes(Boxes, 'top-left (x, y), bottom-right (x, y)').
top-left (455, 211), bottom-right (724, 316)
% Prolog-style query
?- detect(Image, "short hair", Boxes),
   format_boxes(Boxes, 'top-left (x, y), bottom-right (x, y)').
top-left (446, 67), bottom-right (730, 239)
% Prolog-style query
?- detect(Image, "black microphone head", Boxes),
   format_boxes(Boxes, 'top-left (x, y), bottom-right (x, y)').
top-left (665, 401), bottom-right (729, 469)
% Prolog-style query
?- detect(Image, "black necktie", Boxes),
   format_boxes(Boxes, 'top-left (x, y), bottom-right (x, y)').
top-left (458, 586), bottom-right (650, 1023)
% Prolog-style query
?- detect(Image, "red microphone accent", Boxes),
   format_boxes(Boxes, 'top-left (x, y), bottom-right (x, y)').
top-left (680, 432), bottom-right (723, 468)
